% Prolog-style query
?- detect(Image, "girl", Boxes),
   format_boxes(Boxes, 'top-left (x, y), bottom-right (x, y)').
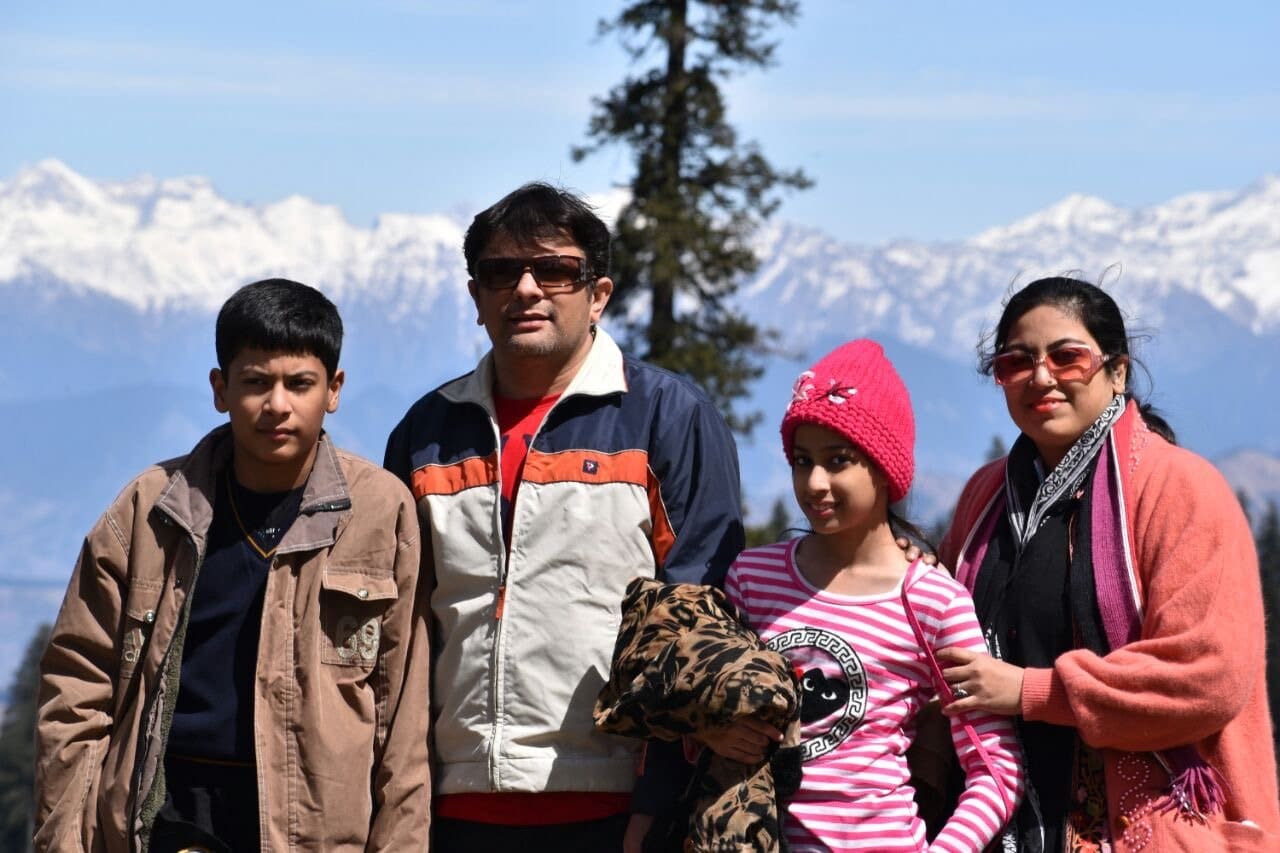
top-left (937, 277), bottom-right (1280, 852)
top-left (716, 338), bottom-right (1024, 852)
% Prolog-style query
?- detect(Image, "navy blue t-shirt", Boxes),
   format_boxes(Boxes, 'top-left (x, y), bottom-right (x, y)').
top-left (166, 474), bottom-right (303, 763)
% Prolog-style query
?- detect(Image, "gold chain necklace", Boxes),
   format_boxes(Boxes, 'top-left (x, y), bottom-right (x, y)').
top-left (226, 479), bottom-right (280, 559)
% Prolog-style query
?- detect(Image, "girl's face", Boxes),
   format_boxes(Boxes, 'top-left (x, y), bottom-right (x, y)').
top-left (790, 423), bottom-right (888, 537)
top-left (1000, 304), bottom-right (1127, 468)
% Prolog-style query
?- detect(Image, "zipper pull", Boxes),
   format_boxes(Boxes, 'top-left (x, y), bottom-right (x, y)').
top-left (495, 584), bottom-right (506, 620)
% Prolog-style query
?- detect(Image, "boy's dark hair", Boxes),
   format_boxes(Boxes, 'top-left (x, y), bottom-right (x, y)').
top-left (215, 278), bottom-right (343, 378)
top-left (463, 182), bottom-right (611, 280)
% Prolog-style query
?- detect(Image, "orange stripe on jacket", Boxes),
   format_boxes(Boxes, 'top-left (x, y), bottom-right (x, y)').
top-left (521, 449), bottom-right (676, 568)
top-left (521, 448), bottom-right (648, 486)
top-left (410, 455), bottom-right (498, 499)
top-left (647, 467), bottom-right (676, 568)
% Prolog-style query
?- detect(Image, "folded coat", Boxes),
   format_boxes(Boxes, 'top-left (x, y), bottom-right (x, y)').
top-left (596, 578), bottom-right (802, 853)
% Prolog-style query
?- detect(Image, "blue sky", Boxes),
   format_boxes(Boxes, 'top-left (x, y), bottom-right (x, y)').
top-left (2, 0), bottom-right (1277, 242)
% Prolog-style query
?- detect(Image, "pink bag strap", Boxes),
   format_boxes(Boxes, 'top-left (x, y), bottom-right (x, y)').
top-left (900, 568), bottom-right (1013, 817)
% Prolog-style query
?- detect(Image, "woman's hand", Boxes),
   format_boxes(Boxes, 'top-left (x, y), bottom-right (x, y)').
top-left (697, 715), bottom-right (784, 764)
top-left (895, 536), bottom-right (939, 567)
top-left (937, 647), bottom-right (1025, 716)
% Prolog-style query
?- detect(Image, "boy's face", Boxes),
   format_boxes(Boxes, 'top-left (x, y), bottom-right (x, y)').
top-left (210, 348), bottom-right (344, 491)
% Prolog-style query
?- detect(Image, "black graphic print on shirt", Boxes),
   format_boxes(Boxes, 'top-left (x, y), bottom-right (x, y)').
top-left (769, 627), bottom-right (868, 761)
top-left (798, 668), bottom-right (850, 723)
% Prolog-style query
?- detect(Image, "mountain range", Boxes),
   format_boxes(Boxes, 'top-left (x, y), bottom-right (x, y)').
top-left (2, 159), bottom-right (1278, 693)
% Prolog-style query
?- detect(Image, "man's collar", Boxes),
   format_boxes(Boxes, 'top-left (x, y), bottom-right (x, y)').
top-left (444, 326), bottom-right (628, 410)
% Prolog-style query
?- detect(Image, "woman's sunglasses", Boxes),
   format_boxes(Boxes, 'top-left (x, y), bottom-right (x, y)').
top-left (992, 344), bottom-right (1114, 386)
top-left (472, 255), bottom-right (593, 292)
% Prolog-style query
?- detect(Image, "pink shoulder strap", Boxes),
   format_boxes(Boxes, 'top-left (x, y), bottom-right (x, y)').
top-left (900, 565), bottom-right (1013, 816)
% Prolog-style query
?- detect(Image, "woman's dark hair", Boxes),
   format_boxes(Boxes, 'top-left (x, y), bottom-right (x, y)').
top-left (889, 508), bottom-right (937, 556)
top-left (216, 278), bottom-right (343, 378)
top-left (979, 275), bottom-right (1175, 443)
top-left (463, 182), bottom-right (611, 281)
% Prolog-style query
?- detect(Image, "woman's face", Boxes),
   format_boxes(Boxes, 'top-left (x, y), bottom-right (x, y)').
top-left (1000, 304), bottom-right (1127, 468)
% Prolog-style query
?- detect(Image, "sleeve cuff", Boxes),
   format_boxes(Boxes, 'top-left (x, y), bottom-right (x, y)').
top-left (1020, 666), bottom-right (1076, 726)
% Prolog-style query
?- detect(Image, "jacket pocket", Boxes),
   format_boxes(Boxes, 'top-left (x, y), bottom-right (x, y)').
top-left (119, 580), bottom-right (163, 681)
top-left (319, 569), bottom-right (398, 667)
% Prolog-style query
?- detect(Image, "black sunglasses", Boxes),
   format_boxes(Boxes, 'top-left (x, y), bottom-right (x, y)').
top-left (472, 255), bottom-right (594, 292)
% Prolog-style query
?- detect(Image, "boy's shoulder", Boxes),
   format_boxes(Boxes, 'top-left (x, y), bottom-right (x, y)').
top-left (127, 424), bottom-right (232, 500)
top-left (104, 443), bottom-right (205, 511)
top-left (84, 450), bottom-right (204, 554)
top-left (332, 445), bottom-right (414, 506)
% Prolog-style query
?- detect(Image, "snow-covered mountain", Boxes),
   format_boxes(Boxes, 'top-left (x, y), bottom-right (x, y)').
top-left (4, 156), bottom-right (1278, 499)
top-left (1, 160), bottom-right (1278, 690)
top-left (0, 158), bottom-right (466, 312)
top-left (6, 159), bottom-right (1279, 349)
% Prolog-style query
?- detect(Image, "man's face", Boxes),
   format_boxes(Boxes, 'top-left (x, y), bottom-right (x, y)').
top-left (210, 347), bottom-right (343, 491)
top-left (468, 230), bottom-right (612, 371)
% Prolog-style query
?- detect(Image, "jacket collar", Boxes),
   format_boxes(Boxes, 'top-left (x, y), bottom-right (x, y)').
top-left (442, 326), bottom-right (629, 412)
top-left (154, 424), bottom-right (352, 554)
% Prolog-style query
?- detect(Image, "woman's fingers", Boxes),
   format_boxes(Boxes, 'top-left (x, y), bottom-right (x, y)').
top-left (937, 646), bottom-right (977, 693)
top-left (935, 646), bottom-right (975, 666)
top-left (937, 653), bottom-right (1026, 716)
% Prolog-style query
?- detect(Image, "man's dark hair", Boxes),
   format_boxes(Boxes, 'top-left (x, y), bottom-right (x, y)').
top-left (215, 278), bottom-right (343, 378)
top-left (463, 182), bottom-right (611, 280)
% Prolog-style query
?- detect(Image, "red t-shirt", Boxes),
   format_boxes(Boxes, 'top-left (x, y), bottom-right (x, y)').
top-left (493, 392), bottom-right (559, 545)
top-left (436, 391), bottom-right (631, 825)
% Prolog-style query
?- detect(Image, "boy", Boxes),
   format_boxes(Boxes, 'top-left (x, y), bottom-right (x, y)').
top-left (34, 279), bottom-right (430, 852)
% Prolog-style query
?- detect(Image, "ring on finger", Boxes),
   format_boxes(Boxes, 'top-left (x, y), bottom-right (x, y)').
top-left (952, 687), bottom-right (970, 700)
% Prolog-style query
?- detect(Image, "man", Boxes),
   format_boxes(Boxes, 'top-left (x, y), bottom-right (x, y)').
top-left (384, 183), bottom-right (746, 851)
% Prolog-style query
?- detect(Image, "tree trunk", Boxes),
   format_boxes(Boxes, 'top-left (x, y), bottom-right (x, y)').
top-left (648, 0), bottom-right (688, 362)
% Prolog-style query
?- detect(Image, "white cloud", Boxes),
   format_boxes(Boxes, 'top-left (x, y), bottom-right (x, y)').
top-left (0, 33), bottom-right (600, 109)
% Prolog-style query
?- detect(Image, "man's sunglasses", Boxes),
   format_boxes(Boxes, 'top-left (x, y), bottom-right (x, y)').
top-left (472, 255), bottom-right (594, 292)
top-left (992, 344), bottom-right (1114, 386)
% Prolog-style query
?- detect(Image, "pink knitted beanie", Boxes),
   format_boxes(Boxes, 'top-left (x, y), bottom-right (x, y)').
top-left (780, 339), bottom-right (915, 503)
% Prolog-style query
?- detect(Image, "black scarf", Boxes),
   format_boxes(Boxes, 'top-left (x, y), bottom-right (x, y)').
top-left (970, 396), bottom-right (1124, 852)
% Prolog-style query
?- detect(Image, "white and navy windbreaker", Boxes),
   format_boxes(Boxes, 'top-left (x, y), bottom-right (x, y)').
top-left (384, 329), bottom-right (745, 800)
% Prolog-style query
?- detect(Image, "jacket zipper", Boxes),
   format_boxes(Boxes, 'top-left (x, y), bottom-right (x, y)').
top-left (484, 390), bottom-right (577, 790)
top-left (487, 404), bottom-right (508, 791)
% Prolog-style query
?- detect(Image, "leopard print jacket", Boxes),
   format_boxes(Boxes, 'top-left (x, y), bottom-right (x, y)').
top-left (596, 578), bottom-right (802, 852)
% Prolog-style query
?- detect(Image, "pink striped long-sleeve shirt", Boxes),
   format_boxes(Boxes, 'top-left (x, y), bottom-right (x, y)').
top-left (725, 539), bottom-right (1024, 852)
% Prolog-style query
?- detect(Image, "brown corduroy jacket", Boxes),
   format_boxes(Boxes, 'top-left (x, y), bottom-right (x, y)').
top-left (34, 426), bottom-right (431, 852)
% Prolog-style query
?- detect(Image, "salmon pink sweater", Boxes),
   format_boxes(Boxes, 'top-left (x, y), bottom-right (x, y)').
top-left (942, 401), bottom-right (1280, 852)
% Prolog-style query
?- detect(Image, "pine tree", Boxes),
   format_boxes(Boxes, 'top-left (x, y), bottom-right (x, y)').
top-left (0, 623), bottom-right (51, 852)
top-left (985, 434), bottom-right (1008, 462)
top-left (574, 0), bottom-right (811, 433)
top-left (1238, 488), bottom-right (1254, 529)
top-left (1255, 499), bottom-right (1280, 781)
top-left (745, 496), bottom-right (794, 547)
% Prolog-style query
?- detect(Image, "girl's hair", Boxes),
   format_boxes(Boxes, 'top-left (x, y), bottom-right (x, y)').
top-left (978, 276), bottom-right (1176, 444)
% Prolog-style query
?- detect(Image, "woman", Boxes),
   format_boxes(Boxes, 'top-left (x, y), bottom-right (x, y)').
top-left (936, 277), bottom-right (1280, 852)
